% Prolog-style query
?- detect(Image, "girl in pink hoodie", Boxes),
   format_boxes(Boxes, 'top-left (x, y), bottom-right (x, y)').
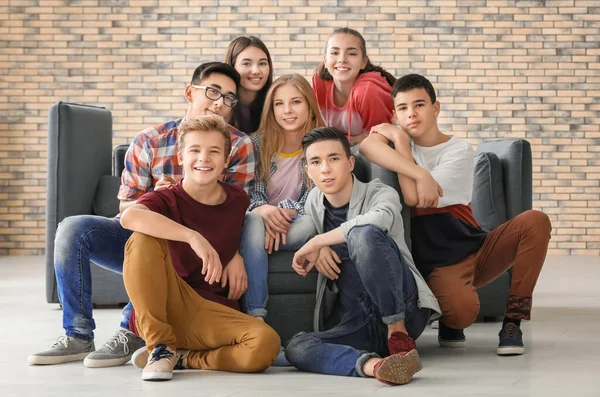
top-left (313, 28), bottom-right (396, 146)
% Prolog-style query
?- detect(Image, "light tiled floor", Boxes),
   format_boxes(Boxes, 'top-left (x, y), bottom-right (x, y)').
top-left (1, 255), bottom-right (599, 397)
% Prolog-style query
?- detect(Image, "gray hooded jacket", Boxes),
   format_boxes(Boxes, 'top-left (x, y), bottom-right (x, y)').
top-left (304, 176), bottom-right (442, 332)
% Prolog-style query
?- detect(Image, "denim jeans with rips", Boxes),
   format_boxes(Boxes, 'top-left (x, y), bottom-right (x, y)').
top-left (285, 225), bottom-right (431, 377)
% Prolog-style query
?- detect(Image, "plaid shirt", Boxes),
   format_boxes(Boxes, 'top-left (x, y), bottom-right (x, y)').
top-left (248, 133), bottom-right (310, 214)
top-left (118, 118), bottom-right (255, 201)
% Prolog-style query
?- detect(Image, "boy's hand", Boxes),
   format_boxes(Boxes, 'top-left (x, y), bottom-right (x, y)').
top-left (315, 246), bottom-right (341, 280)
top-left (292, 240), bottom-right (321, 277)
top-left (155, 173), bottom-right (177, 190)
top-left (221, 252), bottom-right (247, 300)
top-left (253, 205), bottom-right (291, 234)
top-left (349, 131), bottom-right (369, 146)
top-left (188, 232), bottom-right (222, 284)
top-left (416, 171), bottom-right (443, 208)
top-left (369, 123), bottom-right (405, 143)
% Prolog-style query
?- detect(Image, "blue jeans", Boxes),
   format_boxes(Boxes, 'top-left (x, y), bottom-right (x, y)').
top-left (239, 211), bottom-right (315, 318)
top-left (285, 225), bottom-right (431, 377)
top-left (54, 215), bottom-right (133, 341)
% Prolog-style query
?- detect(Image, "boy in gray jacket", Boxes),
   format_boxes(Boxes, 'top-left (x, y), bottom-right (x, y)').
top-left (286, 127), bottom-right (440, 386)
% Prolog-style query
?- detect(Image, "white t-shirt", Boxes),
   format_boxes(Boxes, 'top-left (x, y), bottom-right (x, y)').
top-left (411, 136), bottom-right (475, 209)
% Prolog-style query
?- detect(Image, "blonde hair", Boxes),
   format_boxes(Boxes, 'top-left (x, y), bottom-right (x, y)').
top-left (178, 115), bottom-right (232, 160)
top-left (255, 73), bottom-right (325, 182)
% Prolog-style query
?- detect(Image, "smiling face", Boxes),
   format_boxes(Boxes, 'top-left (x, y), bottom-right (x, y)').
top-left (272, 83), bottom-right (310, 135)
top-left (234, 45), bottom-right (270, 94)
top-left (324, 33), bottom-right (368, 86)
top-left (305, 139), bottom-right (355, 197)
top-left (393, 88), bottom-right (440, 142)
top-left (179, 129), bottom-right (228, 188)
top-left (185, 72), bottom-right (237, 122)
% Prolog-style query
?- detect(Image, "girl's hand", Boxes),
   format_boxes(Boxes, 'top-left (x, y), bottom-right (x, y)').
top-left (349, 131), bottom-right (369, 146)
top-left (253, 205), bottom-right (291, 233)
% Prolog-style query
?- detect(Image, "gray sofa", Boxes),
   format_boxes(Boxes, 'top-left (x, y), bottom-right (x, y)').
top-left (46, 102), bottom-right (532, 343)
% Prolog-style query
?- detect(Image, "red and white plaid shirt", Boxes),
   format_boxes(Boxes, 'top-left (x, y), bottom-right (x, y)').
top-left (118, 118), bottom-right (255, 201)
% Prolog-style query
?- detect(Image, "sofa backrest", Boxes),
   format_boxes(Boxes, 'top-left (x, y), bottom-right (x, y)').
top-left (46, 102), bottom-right (112, 302)
top-left (114, 144), bottom-right (128, 177)
top-left (473, 139), bottom-right (532, 231)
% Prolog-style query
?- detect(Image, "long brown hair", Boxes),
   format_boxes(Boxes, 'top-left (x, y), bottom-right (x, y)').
top-left (225, 36), bottom-right (274, 133)
top-left (315, 27), bottom-right (396, 87)
top-left (255, 74), bottom-right (325, 182)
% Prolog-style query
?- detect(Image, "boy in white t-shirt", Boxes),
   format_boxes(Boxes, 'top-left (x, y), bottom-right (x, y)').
top-left (360, 74), bottom-right (552, 356)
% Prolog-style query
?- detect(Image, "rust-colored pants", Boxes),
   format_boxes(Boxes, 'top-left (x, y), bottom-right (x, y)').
top-left (427, 210), bottom-right (552, 329)
top-left (123, 232), bottom-right (280, 373)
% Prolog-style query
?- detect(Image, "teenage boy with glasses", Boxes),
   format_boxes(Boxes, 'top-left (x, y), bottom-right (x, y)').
top-left (28, 62), bottom-right (256, 368)
top-left (190, 85), bottom-right (240, 108)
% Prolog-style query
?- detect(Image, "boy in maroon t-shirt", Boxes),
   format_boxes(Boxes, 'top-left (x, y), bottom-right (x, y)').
top-left (120, 115), bottom-right (280, 382)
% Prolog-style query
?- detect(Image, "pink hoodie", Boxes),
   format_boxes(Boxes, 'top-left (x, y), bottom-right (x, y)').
top-left (312, 71), bottom-right (394, 139)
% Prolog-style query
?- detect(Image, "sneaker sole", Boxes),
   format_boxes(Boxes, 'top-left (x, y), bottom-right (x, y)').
top-left (375, 349), bottom-right (422, 385)
top-left (131, 347), bottom-right (149, 369)
top-left (438, 338), bottom-right (467, 348)
top-left (497, 346), bottom-right (525, 356)
top-left (27, 352), bottom-right (91, 365)
top-left (83, 355), bottom-right (132, 368)
top-left (142, 371), bottom-right (173, 381)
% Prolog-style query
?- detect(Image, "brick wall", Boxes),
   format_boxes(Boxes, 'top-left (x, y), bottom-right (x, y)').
top-left (1, 0), bottom-right (599, 256)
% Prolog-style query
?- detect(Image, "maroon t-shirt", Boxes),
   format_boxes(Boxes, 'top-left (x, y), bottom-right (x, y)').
top-left (136, 180), bottom-right (249, 310)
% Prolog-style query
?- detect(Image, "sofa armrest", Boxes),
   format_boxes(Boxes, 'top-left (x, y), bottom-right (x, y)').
top-left (46, 102), bottom-right (112, 303)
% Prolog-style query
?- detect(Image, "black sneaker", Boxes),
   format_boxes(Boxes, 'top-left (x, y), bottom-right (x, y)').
top-left (438, 322), bottom-right (466, 348)
top-left (497, 323), bottom-right (525, 356)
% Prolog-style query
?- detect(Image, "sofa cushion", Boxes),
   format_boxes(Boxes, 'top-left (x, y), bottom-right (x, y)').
top-left (93, 175), bottom-right (121, 218)
top-left (472, 152), bottom-right (507, 232)
top-left (268, 251), bottom-right (318, 294)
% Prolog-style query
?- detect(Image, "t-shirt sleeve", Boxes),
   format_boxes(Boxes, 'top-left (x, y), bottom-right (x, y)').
top-left (117, 133), bottom-right (154, 201)
top-left (430, 143), bottom-right (475, 208)
top-left (356, 82), bottom-right (394, 132)
top-left (136, 188), bottom-right (174, 218)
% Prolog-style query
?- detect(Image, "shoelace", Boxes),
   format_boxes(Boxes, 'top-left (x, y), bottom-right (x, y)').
top-left (105, 330), bottom-right (130, 354)
top-left (504, 324), bottom-right (519, 339)
top-left (51, 335), bottom-right (71, 349)
top-left (174, 352), bottom-right (187, 370)
top-left (149, 345), bottom-right (174, 364)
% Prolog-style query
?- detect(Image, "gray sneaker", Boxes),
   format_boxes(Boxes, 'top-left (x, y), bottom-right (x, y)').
top-left (83, 328), bottom-right (146, 368)
top-left (28, 335), bottom-right (95, 365)
top-left (83, 328), bottom-right (145, 368)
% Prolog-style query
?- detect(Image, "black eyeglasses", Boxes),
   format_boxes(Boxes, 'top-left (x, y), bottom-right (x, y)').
top-left (191, 85), bottom-right (239, 108)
